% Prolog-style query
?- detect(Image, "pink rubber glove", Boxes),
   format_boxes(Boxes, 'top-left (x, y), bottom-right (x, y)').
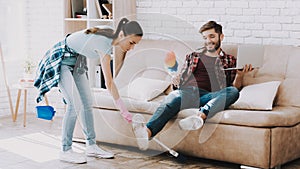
top-left (114, 98), bottom-right (132, 123)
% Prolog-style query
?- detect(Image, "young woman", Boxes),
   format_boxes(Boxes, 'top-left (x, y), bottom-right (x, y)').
top-left (34, 18), bottom-right (143, 164)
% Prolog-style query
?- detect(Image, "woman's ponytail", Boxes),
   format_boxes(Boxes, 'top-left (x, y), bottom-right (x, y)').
top-left (85, 27), bottom-right (99, 34)
top-left (112, 18), bottom-right (129, 39)
top-left (113, 18), bottom-right (143, 38)
top-left (84, 17), bottom-right (142, 39)
top-left (84, 27), bottom-right (114, 38)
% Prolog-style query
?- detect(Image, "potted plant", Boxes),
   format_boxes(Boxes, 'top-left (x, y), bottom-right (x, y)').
top-left (23, 56), bottom-right (36, 80)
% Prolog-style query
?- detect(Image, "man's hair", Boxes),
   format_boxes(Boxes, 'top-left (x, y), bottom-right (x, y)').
top-left (199, 21), bottom-right (222, 35)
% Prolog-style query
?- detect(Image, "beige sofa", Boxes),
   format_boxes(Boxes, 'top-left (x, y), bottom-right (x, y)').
top-left (74, 40), bottom-right (300, 169)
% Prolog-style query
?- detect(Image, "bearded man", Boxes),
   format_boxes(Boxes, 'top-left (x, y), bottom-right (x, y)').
top-left (132, 21), bottom-right (253, 150)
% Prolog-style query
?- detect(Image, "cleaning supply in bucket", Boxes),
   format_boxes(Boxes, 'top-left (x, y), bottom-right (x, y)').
top-left (36, 105), bottom-right (56, 120)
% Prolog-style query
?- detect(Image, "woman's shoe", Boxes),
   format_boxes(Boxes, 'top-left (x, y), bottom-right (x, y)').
top-left (59, 149), bottom-right (87, 164)
top-left (86, 144), bottom-right (114, 159)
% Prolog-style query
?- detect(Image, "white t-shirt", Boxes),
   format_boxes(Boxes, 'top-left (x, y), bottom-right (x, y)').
top-left (66, 26), bottom-right (113, 59)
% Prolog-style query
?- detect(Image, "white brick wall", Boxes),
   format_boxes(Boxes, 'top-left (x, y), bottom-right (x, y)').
top-left (25, 0), bottom-right (64, 58)
top-left (0, 0), bottom-right (26, 116)
top-left (137, 0), bottom-right (300, 46)
top-left (0, 0), bottom-right (64, 117)
top-left (23, 0), bottom-right (65, 116)
top-left (1, 0), bottom-right (299, 117)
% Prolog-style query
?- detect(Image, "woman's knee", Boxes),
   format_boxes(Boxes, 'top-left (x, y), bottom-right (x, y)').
top-left (65, 106), bottom-right (77, 118)
top-left (82, 99), bottom-right (93, 110)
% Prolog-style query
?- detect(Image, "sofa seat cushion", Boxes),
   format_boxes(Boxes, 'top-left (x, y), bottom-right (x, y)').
top-left (92, 88), bottom-right (164, 114)
top-left (92, 88), bottom-right (300, 128)
top-left (178, 106), bottom-right (300, 127)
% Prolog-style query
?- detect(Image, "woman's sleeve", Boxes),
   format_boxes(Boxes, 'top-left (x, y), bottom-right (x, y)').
top-left (94, 38), bottom-right (112, 56)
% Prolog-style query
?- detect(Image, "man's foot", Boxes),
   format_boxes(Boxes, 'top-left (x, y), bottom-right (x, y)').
top-left (179, 115), bottom-right (204, 131)
top-left (132, 114), bottom-right (149, 151)
top-left (86, 144), bottom-right (114, 159)
top-left (59, 149), bottom-right (87, 164)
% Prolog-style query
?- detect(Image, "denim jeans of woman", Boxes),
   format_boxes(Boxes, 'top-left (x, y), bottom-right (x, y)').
top-left (59, 65), bottom-right (96, 151)
top-left (146, 86), bottom-right (239, 137)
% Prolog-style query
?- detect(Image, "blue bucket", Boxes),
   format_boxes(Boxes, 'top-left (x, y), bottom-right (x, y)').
top-left (36, 106), bottom-right (56, 120)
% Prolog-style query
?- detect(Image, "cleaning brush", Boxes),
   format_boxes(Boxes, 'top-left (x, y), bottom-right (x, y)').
top-left (152, 137), bottom-right (187, 163)
top-left (131, 113), bottom-right (187, 163)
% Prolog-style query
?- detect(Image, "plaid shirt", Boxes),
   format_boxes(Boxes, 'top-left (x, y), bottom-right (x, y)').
top-left (34, 37), bottom-right (78, 103)
top-left (179, 48), bottom-right (236, 89)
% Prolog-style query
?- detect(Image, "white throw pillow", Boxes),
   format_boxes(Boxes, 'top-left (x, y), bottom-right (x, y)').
top-left (119, 77), bottom-right (170, 101)
top-left (230, 81), bottom-right (281, 110)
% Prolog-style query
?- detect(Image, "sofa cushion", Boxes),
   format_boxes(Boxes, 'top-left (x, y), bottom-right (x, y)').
top-left (93, 41), bottom-right (300, 128)
top-left (256, 45), bottom-right (290, 78)
top-left (92, 88), bottom-right (300, 128)
top-left (114, 39), bottom-right (215, 90)
top-left (178, 106), bottom-right (300, 127)
top-left (119, 77), bottom-right (170, 101)
top-left (276, 46), bottom-right (300, 107)
top-left (243, 45), bottom-right (300, 108)
top-left (230, 81), bottom-right (281, 110)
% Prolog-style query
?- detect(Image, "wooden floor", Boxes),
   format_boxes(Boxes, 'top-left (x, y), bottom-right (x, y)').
top-left (0, 113), bottom-right (299, 169)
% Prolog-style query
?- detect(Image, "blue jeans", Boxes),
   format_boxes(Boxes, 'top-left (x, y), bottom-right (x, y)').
top-left (59, 65), bottom-right (96, 151)
top-left (146, 86), bottom-right (239, 137)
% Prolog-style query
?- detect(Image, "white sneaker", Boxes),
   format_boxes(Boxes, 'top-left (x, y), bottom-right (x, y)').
top-left (59, 149), bottom-right (87, 164)
top-left (179, 115), bottom-right (204, 131)
top-left (132, 114), bottom-right (149, 151)
top-left (86, 144), bottom-right (114, 159)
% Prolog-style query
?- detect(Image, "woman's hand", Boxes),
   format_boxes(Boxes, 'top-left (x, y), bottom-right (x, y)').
top-left (114, 98), bottom-right (132, 123)
top-left (120, 110), bottom-right (133, 123)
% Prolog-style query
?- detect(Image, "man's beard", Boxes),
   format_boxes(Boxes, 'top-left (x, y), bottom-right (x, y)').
top-left (205, 37), bottom-right (221, 53)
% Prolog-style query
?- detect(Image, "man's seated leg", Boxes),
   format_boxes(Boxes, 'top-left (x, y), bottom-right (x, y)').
top-left (179, 86), bottom-right (239, 130)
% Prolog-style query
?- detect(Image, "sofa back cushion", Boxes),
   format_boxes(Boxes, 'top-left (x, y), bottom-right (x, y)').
top-left (115, 39), bottom-right (201, 89)
top-left (276, 46), bottom-right (300, 107)
top-left (221, 44), bottom-right (238, 58)
top-left (119, 77), bottom-right (170, 101)
top-left (116, 40), bottom-right (300, 108)
top-left (195, 43), bottom-right (300, 108)
top-left (116, 40), bottom-right (237, 86)
top-left (242, 45), bottom-right (300, 107)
